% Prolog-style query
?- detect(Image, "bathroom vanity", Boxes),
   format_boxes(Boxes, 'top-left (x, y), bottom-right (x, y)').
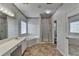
top-left (0, 37), bottom-right (27, 56)
top-left (67, 36), bottom-right (79, 56)
top-left (0, 35), bottom-right (39, 56)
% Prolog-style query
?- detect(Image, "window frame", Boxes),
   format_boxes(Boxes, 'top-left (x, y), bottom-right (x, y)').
top-left (19, 20), bottom-right (28, 36)
top-left (68, 15), bottom-right (79, 35)
top-left (21, 21), bottom-right (27, 34)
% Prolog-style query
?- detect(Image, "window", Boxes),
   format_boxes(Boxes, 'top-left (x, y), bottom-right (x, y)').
top-left (21, 21), bottom-right (27, 34)
top-left (70, 21), bottom-right (79, 33)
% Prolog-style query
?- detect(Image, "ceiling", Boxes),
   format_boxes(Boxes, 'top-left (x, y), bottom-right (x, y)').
top-left (14, 3), bottom-right (62, 17)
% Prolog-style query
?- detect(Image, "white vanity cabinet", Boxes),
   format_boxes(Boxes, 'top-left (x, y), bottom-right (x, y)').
top-left (22, 39), bottom-right (27, 54)
top-left (2, 52), bottom-right (10, 56)
top-left (0, 37), bottom-right (27, 56)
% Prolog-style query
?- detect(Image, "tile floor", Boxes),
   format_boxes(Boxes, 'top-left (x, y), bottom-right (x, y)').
top-left (23, 42), bottom-right (62, 56)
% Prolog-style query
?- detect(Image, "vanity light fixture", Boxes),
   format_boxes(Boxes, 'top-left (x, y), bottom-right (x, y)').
top-left (0, 7), bottom-right (15, 17)
top-left (7, 11), bottom-right (15, 17)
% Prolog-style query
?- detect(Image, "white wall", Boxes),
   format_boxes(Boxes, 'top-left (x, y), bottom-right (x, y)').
top-left (28, 18), bottom-right (40, 36)
top-left (53, 3), bottom-right (79, 55)
top-left (51, 16), bottom-right (55, 43)
top-left (0, 3), bottom-right (27, 38)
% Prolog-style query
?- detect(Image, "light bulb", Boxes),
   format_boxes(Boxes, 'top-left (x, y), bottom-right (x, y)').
top-left (10, 13), bottom-right (14, 17)
top-left (0, 8), bottom-right (3, 11)
top-left (7, 12), bottom-right (14, 17)
top-left (2, 10), bottom-right (8, 13)
top-left (45, 10), bottom-right (51, 14)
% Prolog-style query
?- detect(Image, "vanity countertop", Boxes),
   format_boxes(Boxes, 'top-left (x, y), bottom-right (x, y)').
top-left (27, 35), bottom-right (39, 40)
top-left (26, 35), bottom-right (39, 40)
top-left (0, 37), bottom-right (26, 56)
top-left (66, 35), bottom-right (79, 39)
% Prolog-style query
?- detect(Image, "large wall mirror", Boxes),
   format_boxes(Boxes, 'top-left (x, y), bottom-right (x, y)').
top-left (0, 13), bottom-right (7, 40)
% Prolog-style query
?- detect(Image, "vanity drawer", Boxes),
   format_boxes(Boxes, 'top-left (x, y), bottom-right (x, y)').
top-left (10, 46), bottom-right (17, 53)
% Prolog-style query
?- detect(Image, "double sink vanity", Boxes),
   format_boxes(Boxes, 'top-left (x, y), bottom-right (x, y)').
top-left (0, 35), bottom-right (39, 56)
